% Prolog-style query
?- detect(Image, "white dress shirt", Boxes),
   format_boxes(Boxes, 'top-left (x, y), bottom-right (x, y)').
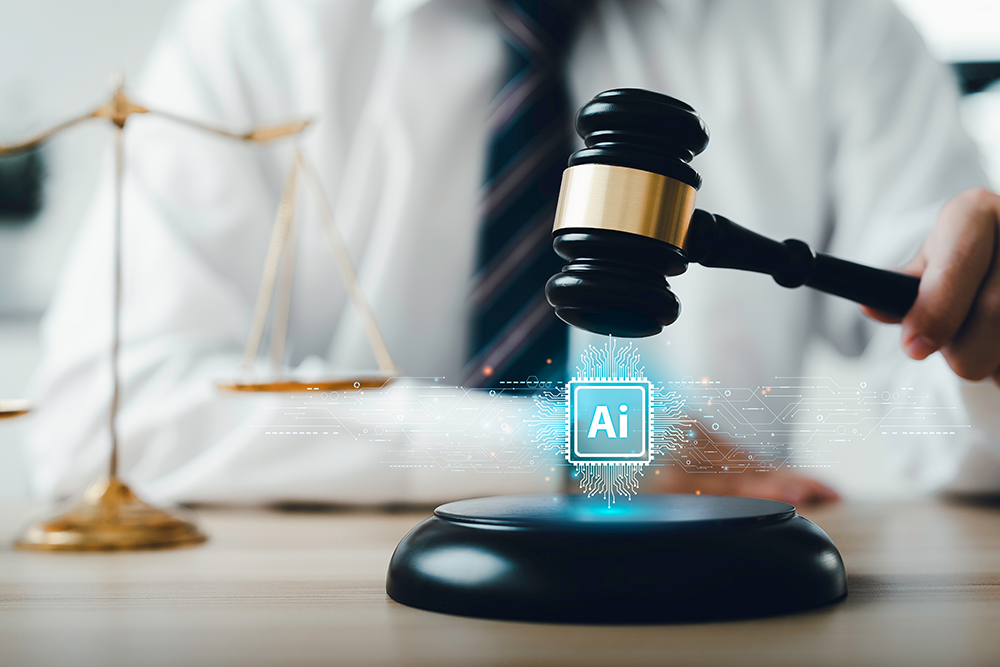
top-left (24, 0), bottom-right (999, 503)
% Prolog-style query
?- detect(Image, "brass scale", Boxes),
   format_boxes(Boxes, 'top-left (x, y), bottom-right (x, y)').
top-left (0, 79), bottom-right (399, 550)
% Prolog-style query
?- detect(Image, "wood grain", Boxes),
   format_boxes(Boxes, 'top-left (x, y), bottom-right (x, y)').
top-left (2, 500), bottom-right (1000, 666)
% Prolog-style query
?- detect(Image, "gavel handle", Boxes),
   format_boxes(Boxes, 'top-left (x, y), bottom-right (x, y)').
top-left (684, 209), bottom-right (920, 319)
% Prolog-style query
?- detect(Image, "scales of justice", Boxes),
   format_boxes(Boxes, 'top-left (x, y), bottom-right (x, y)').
top-left (0, 76), bottom-right (400, 550)
top-left (0, 79), bottom-right (852, 623)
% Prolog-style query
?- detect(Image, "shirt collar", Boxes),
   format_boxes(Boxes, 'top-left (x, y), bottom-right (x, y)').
top-left (372, 0), bottom-right (435, 26)
top-left (372, 0), bottom-right (708, 28)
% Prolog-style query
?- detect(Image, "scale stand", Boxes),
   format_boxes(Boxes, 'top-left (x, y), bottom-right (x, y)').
top-left (215, 149), bottom-right (401, 393)
top-left (2, 76), bottom-right (307, 550)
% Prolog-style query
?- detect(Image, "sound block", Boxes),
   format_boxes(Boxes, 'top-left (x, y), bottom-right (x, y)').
top-left (386, 494), bottom-right (846, 623)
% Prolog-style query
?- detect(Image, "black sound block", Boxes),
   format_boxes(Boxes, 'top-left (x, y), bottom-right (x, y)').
top-left (386, 494), bottom-right (846, 623)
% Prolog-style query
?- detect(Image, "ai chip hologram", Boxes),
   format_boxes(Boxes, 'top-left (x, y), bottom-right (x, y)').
top-left (569, 380), bottom-right (652, 463)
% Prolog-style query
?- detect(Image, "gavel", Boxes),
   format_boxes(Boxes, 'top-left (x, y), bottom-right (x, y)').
top-left (545, 88), bottom-right (920, 338)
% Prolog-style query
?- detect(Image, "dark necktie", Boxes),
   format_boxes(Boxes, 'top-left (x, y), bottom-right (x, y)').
top-left (465, 0), bottom-right (592, 388)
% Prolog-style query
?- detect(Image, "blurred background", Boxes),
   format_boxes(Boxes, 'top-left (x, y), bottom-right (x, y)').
top-left (0, 0), bottom-right (997, 501)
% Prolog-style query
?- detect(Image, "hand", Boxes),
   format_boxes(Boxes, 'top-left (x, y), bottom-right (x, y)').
top-left (645, 465), bottom-right (841, 506)
top-left (862, 188), bottom-right (1000, 385)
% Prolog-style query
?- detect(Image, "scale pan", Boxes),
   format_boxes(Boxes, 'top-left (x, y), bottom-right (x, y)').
top-left (216, 375), bottom-right (394, 393)
top-left (0, 399), bottom-right (30, 419)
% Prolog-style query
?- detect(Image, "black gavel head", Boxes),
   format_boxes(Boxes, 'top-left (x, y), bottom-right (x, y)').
top-left (544, 89), bottom-right (709, 337)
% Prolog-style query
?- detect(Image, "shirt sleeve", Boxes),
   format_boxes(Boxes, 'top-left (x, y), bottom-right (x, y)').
top-left (818, 0), bottom-right (1000, 492)
top-left (22, 0), bottom-right (560, 504)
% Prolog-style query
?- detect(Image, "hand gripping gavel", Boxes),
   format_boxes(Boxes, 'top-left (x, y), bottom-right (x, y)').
top-left (544, 89), bottom-right (920, 337)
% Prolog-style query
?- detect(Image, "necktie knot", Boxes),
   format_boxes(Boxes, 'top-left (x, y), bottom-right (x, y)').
top-left (492, 0), bottom-right (594, 65)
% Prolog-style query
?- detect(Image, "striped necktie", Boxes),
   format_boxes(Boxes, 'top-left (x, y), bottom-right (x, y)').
top-left (465, 0), bottom-right (592, 388)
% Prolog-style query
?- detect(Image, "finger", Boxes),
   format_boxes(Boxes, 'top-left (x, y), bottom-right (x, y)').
top-left (803, 478), bottom-right (841, 505)
top-left (942, 237), bottom-right (1000, 380)
top-left (861, 304), bottom-right (902, 324)
top-left (901, 189), bottom-right (999, 360)
top-left (721, 470), bottom-right (840, 506)
top-left (861, 260), bottom-right (924, 325)
top-left (755, 476), bottom-right (839, 506)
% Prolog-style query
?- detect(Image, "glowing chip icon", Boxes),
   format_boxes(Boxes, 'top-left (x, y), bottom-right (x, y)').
top-left (568, 380), bottom-right (652, 464)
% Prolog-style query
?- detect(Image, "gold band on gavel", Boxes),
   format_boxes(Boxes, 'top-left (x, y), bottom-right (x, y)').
top-left (552, 163), bottom-right (697, 249)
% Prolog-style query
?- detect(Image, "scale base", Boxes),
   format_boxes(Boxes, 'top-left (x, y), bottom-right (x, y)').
top-left (387, 494), bottom-right (846, 623)
top-left (15, 477), bottom-right (206, 551)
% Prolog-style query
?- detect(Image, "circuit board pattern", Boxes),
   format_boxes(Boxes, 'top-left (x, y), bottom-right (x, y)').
top-left (252, 379), bottom-right (554, 475)
top-left (531, 340), bottom-right (688, 504)
top-left (659, 376), bottom-right (968, 474)
top-left (248, 371), bottom-right (965, 486)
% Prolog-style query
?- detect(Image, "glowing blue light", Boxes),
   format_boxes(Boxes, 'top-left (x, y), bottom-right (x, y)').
top-left (534, 339), bottom-right (686, 505)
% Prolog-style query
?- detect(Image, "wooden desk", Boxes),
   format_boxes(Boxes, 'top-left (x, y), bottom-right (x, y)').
top-left (1, 500), bottom-right (999, 667)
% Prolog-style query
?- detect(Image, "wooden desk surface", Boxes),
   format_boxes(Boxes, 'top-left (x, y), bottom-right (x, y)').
top-left (1, 499), bottom-right (999, 667)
